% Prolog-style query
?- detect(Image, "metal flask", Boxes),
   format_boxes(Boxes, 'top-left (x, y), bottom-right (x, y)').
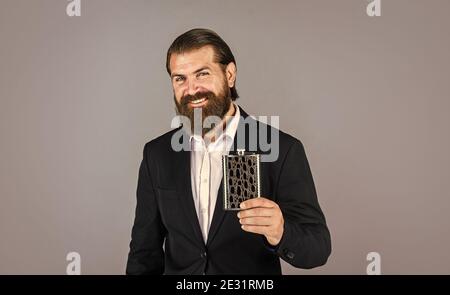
top-left (222, 149), bottom-right (261, 210)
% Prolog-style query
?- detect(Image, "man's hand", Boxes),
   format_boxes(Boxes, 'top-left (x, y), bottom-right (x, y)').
top-left (237, 197), bottom-right (284, 246)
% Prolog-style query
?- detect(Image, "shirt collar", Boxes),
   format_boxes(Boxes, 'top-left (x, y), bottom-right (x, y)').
top-left (190, 103), bottom-right (240, 150)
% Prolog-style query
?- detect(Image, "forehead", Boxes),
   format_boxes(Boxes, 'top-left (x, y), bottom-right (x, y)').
top-left (169, 46), bottom-right (217, 73)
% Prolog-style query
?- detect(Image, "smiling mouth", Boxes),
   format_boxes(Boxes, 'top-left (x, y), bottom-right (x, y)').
top-left (189, 97), bottom-right (208, 107)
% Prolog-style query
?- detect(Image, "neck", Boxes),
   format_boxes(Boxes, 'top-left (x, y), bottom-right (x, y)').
top-left (204, 103), bottom-right (236, 142)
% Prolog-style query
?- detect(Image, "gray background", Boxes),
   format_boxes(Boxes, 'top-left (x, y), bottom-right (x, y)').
top-left (1, 0), bottom-right (449, 274)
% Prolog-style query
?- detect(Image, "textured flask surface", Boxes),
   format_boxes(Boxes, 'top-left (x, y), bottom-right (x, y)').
top-left (222, 151), bottom-right (261, 210)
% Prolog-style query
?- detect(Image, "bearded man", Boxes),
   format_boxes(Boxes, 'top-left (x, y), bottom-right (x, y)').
top-left (126, 28), bottom-right (331, 275)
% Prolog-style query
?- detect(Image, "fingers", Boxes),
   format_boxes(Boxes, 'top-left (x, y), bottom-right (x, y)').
top-left (239, 216), bottom-right (272, 226)
top-left (240, 197), bottom-right (276, 209)
top-left (237, 207), bottom-right (274, 218)
top-left (241, 224), bottom-right (269, 235)
top-left (237, 197), bottom-right (284, 245)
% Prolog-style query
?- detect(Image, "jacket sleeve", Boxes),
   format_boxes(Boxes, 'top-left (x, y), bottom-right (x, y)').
top-left (126, 143), bottom-right (166, 274)
top-left (272, 139), bottom-right (331, 269)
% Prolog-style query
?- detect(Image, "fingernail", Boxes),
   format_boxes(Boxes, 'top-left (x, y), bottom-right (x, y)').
top-left (237, 213), bottom-right (240, 218)
top-left (240, 203), bottom-right (246, 209)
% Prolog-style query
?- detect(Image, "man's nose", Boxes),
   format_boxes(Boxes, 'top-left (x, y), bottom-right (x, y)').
top-left (186, 78), bottom-right (199, 96)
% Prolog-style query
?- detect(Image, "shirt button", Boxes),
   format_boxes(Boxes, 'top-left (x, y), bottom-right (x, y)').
top-left (202, 178), bottom-right (208, 183)
top-left (201, 208), bottom-right (207, 213)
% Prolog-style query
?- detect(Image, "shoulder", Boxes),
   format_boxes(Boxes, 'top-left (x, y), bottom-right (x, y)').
top-left (256, 118), bottom-right (305, 154)
top-left (143, 126), bottom-right (183, 155)
top-left (239, 106), bottom-right (303, 151)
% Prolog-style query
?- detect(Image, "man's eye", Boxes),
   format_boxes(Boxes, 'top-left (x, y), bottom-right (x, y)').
top-left (174, 76), bottom-right (185, 82)
top-left (197, 72), bottom-right (209, 77)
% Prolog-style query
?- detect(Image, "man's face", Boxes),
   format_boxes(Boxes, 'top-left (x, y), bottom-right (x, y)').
top-left (169, 45), bottom-right (235, 134)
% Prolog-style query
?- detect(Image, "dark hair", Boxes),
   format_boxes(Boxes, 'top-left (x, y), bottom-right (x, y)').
top-left (166, 28), bottom-right (239, 100)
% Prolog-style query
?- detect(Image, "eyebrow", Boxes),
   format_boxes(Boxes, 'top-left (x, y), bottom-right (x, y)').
top-left (171, 66), bottom-right (211, 79)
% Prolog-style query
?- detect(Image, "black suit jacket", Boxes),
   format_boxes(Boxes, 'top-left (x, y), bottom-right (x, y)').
top-left (126, 107), bottom-right (331, 274)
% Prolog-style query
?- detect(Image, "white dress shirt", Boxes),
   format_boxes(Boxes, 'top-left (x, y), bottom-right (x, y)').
top-left (190, 104), bottom-right (240, 243)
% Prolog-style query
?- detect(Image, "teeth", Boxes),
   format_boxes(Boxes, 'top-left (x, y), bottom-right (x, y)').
top-left (191, 98), bottom-right (206, 104)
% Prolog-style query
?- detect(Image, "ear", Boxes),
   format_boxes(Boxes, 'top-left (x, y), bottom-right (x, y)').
top-left (225, 62), bottom-right (237, 88)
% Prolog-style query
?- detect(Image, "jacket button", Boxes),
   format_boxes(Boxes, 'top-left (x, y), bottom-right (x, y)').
top-left (200, 252), bottom-right (207, 259)
top-left (283, 249), bottom-right (295, 260)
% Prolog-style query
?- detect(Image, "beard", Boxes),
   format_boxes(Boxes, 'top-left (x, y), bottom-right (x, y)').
top-left (174, 79), bottom-right (232, 136)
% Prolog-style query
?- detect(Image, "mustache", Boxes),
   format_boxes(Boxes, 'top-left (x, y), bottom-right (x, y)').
top-left (180, 91), bottom-right (216, 105)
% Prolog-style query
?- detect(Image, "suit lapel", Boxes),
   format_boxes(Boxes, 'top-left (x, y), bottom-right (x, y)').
top-left (174, 148), bottom-right (205, 245)
top-left (206, 178), bottom-right (225, 246)
top-left (206, 106), bottom-right (251, 246)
